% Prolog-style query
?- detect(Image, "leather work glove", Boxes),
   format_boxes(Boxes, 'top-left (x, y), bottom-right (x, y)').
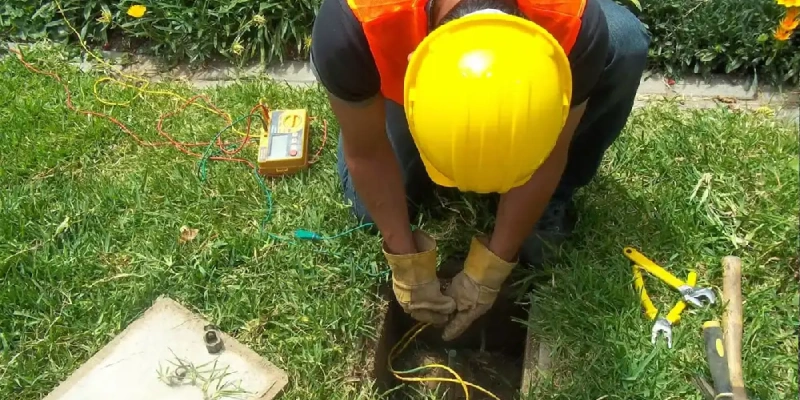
top-left (384, 230), bottom-right (456, 325)
top-left (442, 235), bottom-right (516, 341)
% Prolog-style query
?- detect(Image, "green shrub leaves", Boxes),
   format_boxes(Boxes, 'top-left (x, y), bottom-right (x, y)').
top-left (1, 0), bottom-right (797, 84)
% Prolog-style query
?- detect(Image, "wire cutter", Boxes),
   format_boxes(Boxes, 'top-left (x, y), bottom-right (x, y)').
top-left (625, 247), bottom-right (717, 348)
top-left (624, 247), bottom-right (716, 308)
top-left (633, 264), bottom-right (696, 348)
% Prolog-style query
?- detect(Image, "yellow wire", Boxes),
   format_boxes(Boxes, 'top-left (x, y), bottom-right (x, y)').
top-left (388, 322), bottom-right (502, 400)
top-left (51, 3), bottom-right (495, 396)
top-left (51, 0), bottom-right (250, 136)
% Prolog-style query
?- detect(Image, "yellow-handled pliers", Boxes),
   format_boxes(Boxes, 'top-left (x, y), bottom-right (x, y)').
top-left (633, 264), bottom-right (697, 348)
top-left (624, 247), bottom-right (716, 308)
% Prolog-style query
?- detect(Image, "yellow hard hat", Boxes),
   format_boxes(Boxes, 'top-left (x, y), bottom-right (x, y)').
top-left (404, 12), bottom-right (572, 194)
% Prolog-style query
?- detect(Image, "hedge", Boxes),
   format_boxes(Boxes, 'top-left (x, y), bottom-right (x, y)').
top-left (1, 0), bottom-right (798, 85)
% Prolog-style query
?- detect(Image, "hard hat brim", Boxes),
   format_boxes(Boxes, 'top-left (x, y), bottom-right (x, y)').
top-left (418, 152), bottom-right (456, 188)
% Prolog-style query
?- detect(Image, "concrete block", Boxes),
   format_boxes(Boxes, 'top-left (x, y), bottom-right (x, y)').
top-left (266, 61), bottom-right (317, 84)
top-left (44, 296), bottom-right (288, 400)
top-left (521, 303), bottom-right (554, 395)
top-left (121, 57), bottom-right (161, 76)
top-left (639, 73), bottom-right (758, 100)
top-left (637, 76), bottom-right (671, 96)
top-left (672, 75), bottom-right (757, 100)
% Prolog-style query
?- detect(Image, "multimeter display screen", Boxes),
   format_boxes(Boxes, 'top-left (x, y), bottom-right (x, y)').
top-left (269, 135), bottom-right (289, 158)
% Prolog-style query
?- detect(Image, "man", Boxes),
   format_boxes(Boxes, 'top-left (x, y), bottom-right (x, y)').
top-left (310, 0), bottom-right (650, 341)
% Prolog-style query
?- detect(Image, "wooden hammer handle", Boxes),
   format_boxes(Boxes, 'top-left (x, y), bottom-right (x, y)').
top-left (722, 256), bottom-right (747, 399)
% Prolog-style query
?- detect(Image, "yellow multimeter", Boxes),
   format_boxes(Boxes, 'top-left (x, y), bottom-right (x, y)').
top-left (257, 109), bottom-right (311, 176)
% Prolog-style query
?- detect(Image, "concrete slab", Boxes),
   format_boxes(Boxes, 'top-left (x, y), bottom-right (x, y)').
top-left (44, 296), bottom-right (288, 400)
top-left (520, 302), bottom-right (553, 395)
top-left (672, 75), bottom-right (757, 100)
top-left (637, 73), bottom-right (759, 100)
top-left (112, 55), bottom-right (317, 88)
top-left (637, 75), bottom-right (671, 96)
top-left (265, 61), bottom-right (317, 85)
top-left (191, 80), bottom-right (236, 90)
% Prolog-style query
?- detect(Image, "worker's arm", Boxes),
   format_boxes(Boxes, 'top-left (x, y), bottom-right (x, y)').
top-left (486, 0), bottom-right (608, 259)
top-left (488, 101), bottom-right (588, 262)
top-left (312, 0), bottom-right (457, 326)
top-left (440, 102), bottom-right (589, 341)
top-left (327, 93), bottom-right (417, 254)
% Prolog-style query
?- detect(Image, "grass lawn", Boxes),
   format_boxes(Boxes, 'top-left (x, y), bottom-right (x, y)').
top-left (1, 44), bottom-right (797, 400)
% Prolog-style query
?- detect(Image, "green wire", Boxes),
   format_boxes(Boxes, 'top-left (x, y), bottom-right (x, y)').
top-left (198, 113), bottom-right (262, 182)
top-left (197, 112), bottom-right (376, 246)
top-left (196, 111), bottom-right (387, 284)
top-left (319, 223), bottom-right (375, 239)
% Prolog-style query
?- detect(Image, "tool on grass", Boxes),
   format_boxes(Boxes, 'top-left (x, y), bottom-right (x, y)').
top-left (693, 374), bottom-right (717, 400)
top-left (701, 320), bottom-right (734, 399)
top-left (624, 247), bottom-right (717, 308)
top-left (257, 108), bottom-right (313, 177)
top-left (694, 255), bottom-right (752, 400)
top-left (722, 255), bottom-right (748, 399)
top-left (632, 264), bottom-right (696, 348)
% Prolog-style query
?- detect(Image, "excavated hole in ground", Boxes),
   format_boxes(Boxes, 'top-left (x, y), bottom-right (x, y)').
top-left (372, 258), bottom-right (529, 400)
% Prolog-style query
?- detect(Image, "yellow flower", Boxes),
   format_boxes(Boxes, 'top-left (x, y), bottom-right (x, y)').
top-left (755, 106), bottom-right (775, 117)
top-left (127, 5), bottom-right (147, 18)
top-left (97, 9), bottom-right (112, 25)
top-left (231, 41), bottom-right (244, 55)
top-left (777, 0), bottom-right (800, 7)
top-left (783, 6), bottom-right (800, 26)
top-left (775, 7), bottom-right (799, 36)
top-left (781, 16), bottom-right (799, 31)
top-left (774, 26), bottom-right (793, 41)
top-left (252, 14), bottom-right (266, 26)
top-left (304, 35), bottom-right (312, 50)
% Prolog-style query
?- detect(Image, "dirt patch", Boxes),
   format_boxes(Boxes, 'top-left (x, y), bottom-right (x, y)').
top-left (372, 259), bottom-right (529, 400)
top-left (391, 346), bottom-right (522, 400)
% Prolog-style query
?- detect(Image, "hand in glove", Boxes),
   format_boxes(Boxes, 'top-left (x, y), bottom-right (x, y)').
top-left (442, 235), bottom-right (516, 341)
top-left (384, 230), bottom-right (456, 325)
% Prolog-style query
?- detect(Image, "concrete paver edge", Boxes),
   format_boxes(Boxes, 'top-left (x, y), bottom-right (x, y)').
top-left (5, 41), bottom-right (798, 115)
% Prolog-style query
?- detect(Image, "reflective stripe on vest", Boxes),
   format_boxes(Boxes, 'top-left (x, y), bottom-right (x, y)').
top-left (347, 0), bottom-right (586, 105)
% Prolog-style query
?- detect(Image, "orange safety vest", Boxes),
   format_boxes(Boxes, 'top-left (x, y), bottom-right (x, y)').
top-left (347, 0), bottom-right (586, 105)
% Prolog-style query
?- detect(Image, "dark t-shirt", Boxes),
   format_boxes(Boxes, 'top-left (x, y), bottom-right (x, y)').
top-left (310, 0), bottom-right (609, 107)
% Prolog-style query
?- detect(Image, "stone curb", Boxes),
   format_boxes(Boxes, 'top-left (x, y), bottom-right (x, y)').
top-left (117, 54), bottom-right (317, 86)
top-left (86, 49), bottom-right (798, 103)
top-left (118, 55), bottom-right (797, 119)
top-left (5, 42), bottom-right (798, 121)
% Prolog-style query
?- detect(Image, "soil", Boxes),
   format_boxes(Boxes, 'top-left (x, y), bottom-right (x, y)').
top-left (392, 346), bottom-right (522, 400)
top-left (371, 258), bottom-right (529, 400)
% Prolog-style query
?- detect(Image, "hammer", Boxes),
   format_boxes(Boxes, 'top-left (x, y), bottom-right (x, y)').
top-left (721, 256), bottom-right (747, 399)
top-left (695, 256), bottom-right (749, 400)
